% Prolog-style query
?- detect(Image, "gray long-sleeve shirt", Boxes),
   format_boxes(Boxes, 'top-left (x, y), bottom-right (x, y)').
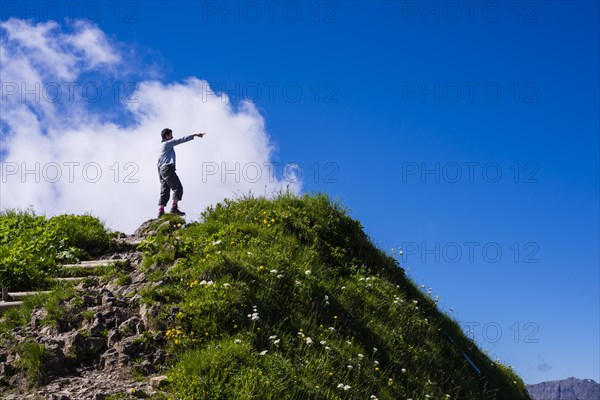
top-left (157, 135), bottom-right (195, 168)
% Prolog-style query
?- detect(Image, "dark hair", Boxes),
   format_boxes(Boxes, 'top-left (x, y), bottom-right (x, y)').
top-left (161, 128), bottom-right (173, 142)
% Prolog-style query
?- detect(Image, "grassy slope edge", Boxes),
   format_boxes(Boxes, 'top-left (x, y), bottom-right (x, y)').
top-left (139, 193), bottom-right (531, 400)
top-left (0, 209), bottom-right (111, 291)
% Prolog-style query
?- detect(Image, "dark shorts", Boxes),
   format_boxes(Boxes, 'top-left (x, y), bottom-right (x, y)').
top-left (158, 164), bottom-right (183, 206)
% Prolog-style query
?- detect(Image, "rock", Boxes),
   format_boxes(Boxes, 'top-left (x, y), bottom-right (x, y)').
top-left (64, 331), bottom-right (106, 359)
top-left (107, 329), bottom-right (120, 347)
top-left (81, 295), bottom-right (97, 307)
top-left (85, 317), bottom-right (106, 337)
top-left (39, 325), bottom-right (56, 337)
top-left (133, 219), bottom-right (158, 237)
top-left (97, 308), bottom-right (116, 326)
top-left (101, 291), bottom-right (116, 307)
top-left (118, 317), bottom-right (142, 337)
top-left (131, 270), bottom-right (146, 284)
top-left (99, 348), bottom-right (118, 369)
top-left (133, 359), bottom-right (155, 376)
top-left (135, 321), bottom-right (146, 335)
top-left (30, 308), bottom-right (48, 329)
top-left (50, 392), bottom-right (71, 400)
top-left (150, 375), bottom-right (169, 389)
top-left (114, 335), bottom-right (144, 356)
top-left (0, 361), bottom-right (14, 376)
top-left (152, 349), bottom-right (166, 365)
top-left (0, 225), bottom-right (164, 399)
top-left (139, 304), bottom-right (160, 331)
top-left (43, 344), bottom-right (67, 378)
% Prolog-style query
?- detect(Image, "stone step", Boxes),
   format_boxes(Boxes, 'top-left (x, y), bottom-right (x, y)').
top-left (123, 239), bottom-right (142, 246)
top-left (0, 301), bottom-right (24, 312)
top-left (60, 260), bottom-right (116, 269)
top-left (1, 258), bottom-right (117, 312)
top-left (7, 291), bottom-right (52, 301)
top-left (54, 277), bottom-right (87, 282)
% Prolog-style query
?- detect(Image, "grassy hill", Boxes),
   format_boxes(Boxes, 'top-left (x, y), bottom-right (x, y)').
top-left (0, 193), bottom-right (531, 399)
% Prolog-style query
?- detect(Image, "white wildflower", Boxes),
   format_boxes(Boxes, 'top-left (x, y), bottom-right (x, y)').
top-left (259, 350), bottom-right (268, 356)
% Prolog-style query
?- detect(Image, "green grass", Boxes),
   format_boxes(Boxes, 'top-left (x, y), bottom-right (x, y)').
top-left (138, 193), bottom-right (531, 400)
top-left (0, 194), bottom-right (530, 399)
top-left (16, 339), bottom-right (48, 386)
top-left (0, 284), bottom-right (79, 333)
top-left (0, 209), bottom-right (111, 290)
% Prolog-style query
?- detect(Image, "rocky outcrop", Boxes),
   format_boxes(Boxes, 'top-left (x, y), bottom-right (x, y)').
top-left (527, 377), bottom-right (600, 400)
top-left (0, 224), bottom-right (171, 399)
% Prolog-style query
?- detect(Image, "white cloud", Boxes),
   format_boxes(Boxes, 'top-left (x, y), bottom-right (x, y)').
top-left (0, 19), bottom-right (300, 233)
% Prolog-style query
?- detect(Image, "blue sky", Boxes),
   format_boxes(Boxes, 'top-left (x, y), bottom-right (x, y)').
top-left (1, 0), bottom-right (598, 385)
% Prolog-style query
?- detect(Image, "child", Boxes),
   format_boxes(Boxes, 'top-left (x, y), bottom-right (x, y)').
top-left (157, 128), bottom-right (205, 217)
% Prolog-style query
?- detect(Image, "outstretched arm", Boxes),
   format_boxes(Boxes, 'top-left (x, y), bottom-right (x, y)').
top-left (169, 133), bottom-right (204, 146)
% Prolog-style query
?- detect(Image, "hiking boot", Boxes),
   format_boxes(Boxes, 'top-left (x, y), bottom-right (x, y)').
top-left (157, 209), bottom-right (165, 218)
top-left (170, 206), bottom-right (186, 216)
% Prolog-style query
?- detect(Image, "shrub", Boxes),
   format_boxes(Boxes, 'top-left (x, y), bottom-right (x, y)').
top-left (0, 209), bottom-right (110, 290)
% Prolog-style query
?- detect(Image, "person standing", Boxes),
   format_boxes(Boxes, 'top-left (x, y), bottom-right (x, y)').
top-left (157, 128), bottom-right (205, 217)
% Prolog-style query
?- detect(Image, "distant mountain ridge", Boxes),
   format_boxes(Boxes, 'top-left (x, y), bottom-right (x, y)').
top-left (527, 377), bottom-right (599, 400)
